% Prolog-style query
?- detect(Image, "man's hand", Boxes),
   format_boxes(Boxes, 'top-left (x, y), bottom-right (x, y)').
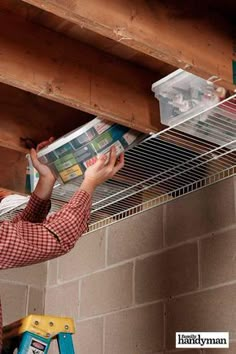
top-left (30, 137), bottom-right (56, 200)
top-left (30, 137), bottom-right (56, 184)
top-left (81, 146), bottom-right (124, 195)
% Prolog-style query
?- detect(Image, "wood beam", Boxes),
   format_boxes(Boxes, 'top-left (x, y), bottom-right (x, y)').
top-left (0, 11), bottom-right (160, 134)
top-left (21, 0), bottom-right (236, 90)
top-left (0, 82), bottom-right (90, 193)
top-left (0, 147), bottom-right (27, 193)
top-left (0, 83), bottom-right (91, 153)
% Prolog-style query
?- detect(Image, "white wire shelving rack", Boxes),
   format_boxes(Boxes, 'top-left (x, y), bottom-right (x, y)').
top-left (1, 95), bottom-right (236, 233)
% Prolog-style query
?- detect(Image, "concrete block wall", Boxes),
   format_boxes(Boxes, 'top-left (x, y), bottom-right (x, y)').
top-left (0, 262), bottom-right (46, 325)
top-left (45, 176), bottom-right (236, 354)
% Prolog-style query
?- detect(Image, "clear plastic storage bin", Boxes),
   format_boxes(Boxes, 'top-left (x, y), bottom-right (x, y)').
top-left (37, 118), bottom-right (143, 184)
top-left (152, 69), bottom-right (220, 126)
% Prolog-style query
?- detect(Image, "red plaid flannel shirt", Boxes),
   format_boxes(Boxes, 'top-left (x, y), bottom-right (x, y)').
top-left (0, 190), bottom-right (91, 353)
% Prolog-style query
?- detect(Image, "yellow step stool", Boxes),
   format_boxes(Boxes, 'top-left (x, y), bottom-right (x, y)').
top-left (3, 314), bottom-right (75, 353)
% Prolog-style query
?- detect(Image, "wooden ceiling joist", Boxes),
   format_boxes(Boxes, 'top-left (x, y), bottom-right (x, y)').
top-left (0, 83), bottom-right (92, 154)
top-left (0, 82), bottom-right (91, 192)
top-left (0, 12), bottom-right (160, 134)
top-left (21, 0), bottom-right (236, 90)
top-left (0, 146), bottom-right (27, 193)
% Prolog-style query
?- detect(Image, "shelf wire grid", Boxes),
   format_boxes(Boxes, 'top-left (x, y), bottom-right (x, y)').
top-left (1, 95), bottom-right (236, 232)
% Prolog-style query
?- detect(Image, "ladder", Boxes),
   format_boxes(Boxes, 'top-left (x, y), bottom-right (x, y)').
top-left (3, 314), bottom-right (75, 353)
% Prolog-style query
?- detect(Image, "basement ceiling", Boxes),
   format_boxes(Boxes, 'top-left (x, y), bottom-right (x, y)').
top-left (0, 0), bottom-right (235, 206)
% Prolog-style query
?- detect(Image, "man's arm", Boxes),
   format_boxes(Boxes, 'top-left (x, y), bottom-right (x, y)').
top-left (11, 145), bottom-right (56, 224)
top-left (0, 148), bottom-right (124, 269)
top-left (0, 188), bottom-right (91, 269)
top-left (11, 193), bottom-right (51, 224)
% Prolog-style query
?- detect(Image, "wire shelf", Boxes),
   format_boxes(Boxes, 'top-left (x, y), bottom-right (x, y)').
top-left (1, 95), bottom-right (236, 231)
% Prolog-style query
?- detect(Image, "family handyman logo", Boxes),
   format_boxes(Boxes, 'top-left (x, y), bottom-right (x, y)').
top-left (176, 332), bottom-right (229, 348)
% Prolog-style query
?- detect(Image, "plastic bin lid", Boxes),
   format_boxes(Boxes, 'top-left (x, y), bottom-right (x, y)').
top-left (151, 68), bottom-right (186, 91)
top-left (37, 117), bottom-right (106, 157)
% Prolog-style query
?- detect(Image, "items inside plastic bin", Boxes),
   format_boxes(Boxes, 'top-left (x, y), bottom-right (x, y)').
top-left (36, 118), bottom-right (144, 184)
top-left (151, 69), bottom-right (236, 147)
top-left (152, 69), bottom-right (227, 127)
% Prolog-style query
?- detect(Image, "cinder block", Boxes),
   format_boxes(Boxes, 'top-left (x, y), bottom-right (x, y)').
top-left (105, 303), bottom-right (164, 354)
top-left (203, 342), bottom-right (236, 353)
top-left (107, 206), bottom-right (163, 264)
top-left (0, 281), bottom-right (27, 325)
top-left (80, 263), bottom-right (133, 318)
top-left (45, 281), bottom-right (79, 320)
top-left (75, 318), bottom-right (103, 354)
top-left (28, 287), bottom-right (44, 315)
top-left (166, 351), bottom-right (201, 354)
top-left (58, 229), bottom-right (105, 281)
top-left (166, 284), bottom-right (236, 350)
top-left (135, 243), bottom-right (198, 303)
top-left (0, 262), bottom-right (47, 287)
top-left (47, 340), bottom-right (58, 353)
top-left (200, 227), bottom-right (236, 287)
top-left (165, 178), bottom-right (235, 246)
top-left (47, 259), bottom-right (58, 286)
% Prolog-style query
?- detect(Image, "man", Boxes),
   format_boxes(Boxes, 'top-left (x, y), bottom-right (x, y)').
top-left (0, 143), bottom-right (124, 352)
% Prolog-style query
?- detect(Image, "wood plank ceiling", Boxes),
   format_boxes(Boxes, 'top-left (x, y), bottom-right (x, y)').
top-left (0, 0), bottom-right (235, 193)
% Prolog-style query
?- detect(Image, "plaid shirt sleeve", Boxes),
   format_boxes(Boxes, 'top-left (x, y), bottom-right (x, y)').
top-left (11, 193), bottom-right (51, 224)
top-left (0, 190), bottom-right (91, 269)
top-left (0, 190), bottom-right (91, 352)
